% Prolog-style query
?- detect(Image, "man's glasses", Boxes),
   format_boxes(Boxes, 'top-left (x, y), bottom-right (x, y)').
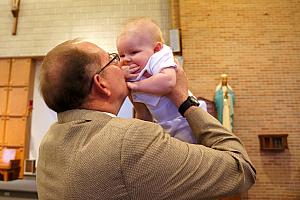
top-left (94, 53), bottom-right (120, 75)
top-left (90, 53), bottom-right (120, 89)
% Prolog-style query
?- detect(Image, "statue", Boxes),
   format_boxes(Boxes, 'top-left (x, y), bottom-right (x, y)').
top-left (214, 74), bottom-right (235, 132)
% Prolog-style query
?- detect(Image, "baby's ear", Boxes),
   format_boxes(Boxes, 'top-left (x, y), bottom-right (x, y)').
top-left (154, 42), bottom-right (163, 53)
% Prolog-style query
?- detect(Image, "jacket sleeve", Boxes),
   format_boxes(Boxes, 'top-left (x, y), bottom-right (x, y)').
top-left (120, 107), bottom-right (256, 200)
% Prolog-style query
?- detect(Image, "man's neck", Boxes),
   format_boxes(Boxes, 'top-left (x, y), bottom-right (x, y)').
top-left (80, 99), bottom-right (121, 116)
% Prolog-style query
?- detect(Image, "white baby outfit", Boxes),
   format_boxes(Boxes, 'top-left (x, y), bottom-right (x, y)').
top-left (131, 45), bottom-right (207, 143)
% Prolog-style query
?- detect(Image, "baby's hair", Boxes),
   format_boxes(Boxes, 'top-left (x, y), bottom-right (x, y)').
top-left (118, 17), bottom-right (164, 43)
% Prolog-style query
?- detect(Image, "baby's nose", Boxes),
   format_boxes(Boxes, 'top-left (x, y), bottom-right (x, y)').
top-left (122, 56), bottom-right (132, 65)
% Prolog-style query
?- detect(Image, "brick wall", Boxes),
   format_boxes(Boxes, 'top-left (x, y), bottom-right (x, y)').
top-left (0, 0), bottom-right (170, 56)
top-left (178, 0), bottom-right (300, 199)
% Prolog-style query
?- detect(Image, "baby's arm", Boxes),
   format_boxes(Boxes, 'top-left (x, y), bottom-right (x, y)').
top-left (128, 67), bottom-right (176, 96)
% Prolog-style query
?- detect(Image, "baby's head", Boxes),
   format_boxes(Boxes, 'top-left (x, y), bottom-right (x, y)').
top-left (117, 17), bottom-right (164, 68)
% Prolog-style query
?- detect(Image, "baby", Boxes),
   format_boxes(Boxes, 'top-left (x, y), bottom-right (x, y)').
top-left (117, 17), bottom-right (207, 143)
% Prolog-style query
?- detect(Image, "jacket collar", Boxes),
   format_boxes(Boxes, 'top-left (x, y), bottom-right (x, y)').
top-left (57, 109), bottom-right (114, 123)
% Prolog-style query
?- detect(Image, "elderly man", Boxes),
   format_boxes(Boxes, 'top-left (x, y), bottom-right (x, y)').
top-left (37, 39), bottom-right (256, 200)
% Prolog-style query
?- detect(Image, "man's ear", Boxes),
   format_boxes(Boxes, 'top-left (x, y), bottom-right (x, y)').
top-left (154, 42), bottom-right (163, 53)
top-left (92, 74), bottom-right (111, 97)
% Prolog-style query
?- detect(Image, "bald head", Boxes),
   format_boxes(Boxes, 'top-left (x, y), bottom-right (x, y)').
top-left (40, 39), bottom-right (105, 112)
top-left (117, 17), bottom-right (164, 45)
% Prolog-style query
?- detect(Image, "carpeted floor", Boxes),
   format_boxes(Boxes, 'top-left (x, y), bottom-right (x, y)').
top-left (0, 176), bottom-right (37, 199)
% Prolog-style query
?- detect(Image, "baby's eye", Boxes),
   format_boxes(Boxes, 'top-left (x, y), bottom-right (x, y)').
top-left (119, 54), bottom-right (125, 58)
top-left (131, 50), bottom-right (140, 55)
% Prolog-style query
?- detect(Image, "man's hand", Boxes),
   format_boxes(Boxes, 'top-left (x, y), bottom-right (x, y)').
top-left (167, 60), bottom-right (189, 108)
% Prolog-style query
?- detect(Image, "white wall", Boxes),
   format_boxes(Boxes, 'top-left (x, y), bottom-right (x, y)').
top-left (0, 0), bottom-right (170, 56)
top-left (30, 61), bottom-right (57, 159)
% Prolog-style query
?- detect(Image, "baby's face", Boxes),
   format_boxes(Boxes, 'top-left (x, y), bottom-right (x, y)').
top-left (117, 32), bottom-right (155, 70)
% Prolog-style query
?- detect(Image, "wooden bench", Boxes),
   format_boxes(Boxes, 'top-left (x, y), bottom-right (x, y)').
top-left (0, 149), bottom-right (21, 181)
top-left (0, 159), bottom-right (21, 181)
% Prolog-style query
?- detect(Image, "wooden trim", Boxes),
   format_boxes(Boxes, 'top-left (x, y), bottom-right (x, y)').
top-left (0, 56), bottom-right (44, 60)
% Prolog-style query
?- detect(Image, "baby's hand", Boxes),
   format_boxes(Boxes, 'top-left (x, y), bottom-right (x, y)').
top-left (127, 82), bottom-right (139, 91)
top-left (121, 64), bottom-right (140, 80)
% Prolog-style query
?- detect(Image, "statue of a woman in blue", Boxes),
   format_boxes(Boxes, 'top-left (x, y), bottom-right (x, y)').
top-left (214, 74), bottom-right (235, 132)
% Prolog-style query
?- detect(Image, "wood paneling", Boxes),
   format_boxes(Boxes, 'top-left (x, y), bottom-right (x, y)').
top-left (0, 118), bottom-right (4, 145)
top-left (0, 59), bottom-right (10, 86)
top-left (0, 88), bottom-right (8, 116)
top-left (10, 59), bottom-right (32, 86)
top-left (4, 117), bottom-right (26, 147)
top-left (0, 58), bottom-right (34, 179)
top-left (7, 88), bottom-right (29, 116)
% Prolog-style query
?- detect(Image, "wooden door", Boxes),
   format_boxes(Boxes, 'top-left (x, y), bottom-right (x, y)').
top-left (10, 58), bottom-right (32, 86)
top-left (0, 59), bottom-right (10, 86)
top-left (0, 118), bottom-right (5, 145)
top-left (0, 58), bottom-right (34, 179)
top-left (0, 88), bottom-right (8, 116)
top-left (7, 88), bottom-right (29, 116)
top-left (4, 117), bottom-right (26, 147)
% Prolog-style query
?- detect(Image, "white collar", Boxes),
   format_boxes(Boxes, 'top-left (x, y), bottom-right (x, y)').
top-left (103, 112), bottom-right (116, 117)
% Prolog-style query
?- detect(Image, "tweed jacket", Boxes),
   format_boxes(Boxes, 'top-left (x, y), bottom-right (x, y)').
top-left (36, 108), bottom-right (256, 200)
